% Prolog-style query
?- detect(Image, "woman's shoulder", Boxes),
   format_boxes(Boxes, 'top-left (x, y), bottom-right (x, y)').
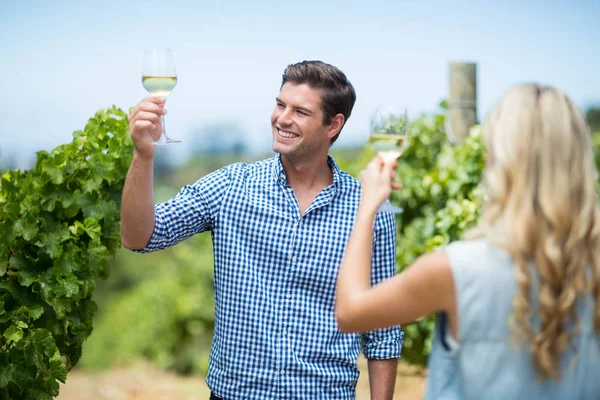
top-left (445, 238), bottom-right (511, 265)
top-left (443, 238), bottom-right (515, 295)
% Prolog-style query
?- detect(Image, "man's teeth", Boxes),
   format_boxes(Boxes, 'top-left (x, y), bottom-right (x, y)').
top-left (278, 129), bottom-right (298, 138)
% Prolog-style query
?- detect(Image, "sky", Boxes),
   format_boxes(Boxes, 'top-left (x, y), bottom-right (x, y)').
top-left (1, 0), bottom-right (599, 169)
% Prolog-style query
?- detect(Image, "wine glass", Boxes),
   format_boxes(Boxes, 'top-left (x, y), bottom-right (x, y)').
top-left (141, 49), bottom-right (180, 144)
top-left (368, 106), bottom-right (410, 213)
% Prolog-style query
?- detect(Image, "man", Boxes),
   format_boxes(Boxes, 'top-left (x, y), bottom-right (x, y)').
top-left (121, 60), bottom-right (403, 399)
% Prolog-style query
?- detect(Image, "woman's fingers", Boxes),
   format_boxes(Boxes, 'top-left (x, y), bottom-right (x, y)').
top-left (362, 155), bottom-right (402, 190)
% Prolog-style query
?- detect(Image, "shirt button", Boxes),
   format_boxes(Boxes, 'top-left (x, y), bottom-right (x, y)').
top-left (282, 330), bottom-right (287, 336)
top-left (286, 293), bottom-right (292, 299)
top-left (292, 256), bottom-right (297, 263)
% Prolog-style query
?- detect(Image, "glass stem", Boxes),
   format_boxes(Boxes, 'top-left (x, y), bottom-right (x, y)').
top-left (161, 114), bottom-right (166, 138)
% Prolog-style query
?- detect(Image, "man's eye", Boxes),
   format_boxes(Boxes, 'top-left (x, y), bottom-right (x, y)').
top-left (297, 110), bottom-right (307, 116)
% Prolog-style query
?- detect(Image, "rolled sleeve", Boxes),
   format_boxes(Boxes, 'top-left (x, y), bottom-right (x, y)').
top-left (362, 208), bottom-right (403, 359)
top-left (134, 164), bottom-right (236, 253)
top-left (362, 332), bottom-right (404, 359)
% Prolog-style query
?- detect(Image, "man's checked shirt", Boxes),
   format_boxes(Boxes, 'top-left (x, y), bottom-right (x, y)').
top-left (137, 155), bottom-right (403, 399)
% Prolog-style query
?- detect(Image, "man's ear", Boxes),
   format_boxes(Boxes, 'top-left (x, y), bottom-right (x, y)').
top-left (326, 113), bottom-right (345, 140)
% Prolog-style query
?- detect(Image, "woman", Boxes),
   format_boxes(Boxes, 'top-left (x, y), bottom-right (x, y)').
top-left (335, 84), bottom-right (600, 399)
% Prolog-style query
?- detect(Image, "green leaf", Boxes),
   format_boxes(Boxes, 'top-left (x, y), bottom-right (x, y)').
top-left (0, 361), bottom-right (13, 388)
top-left (19, 267), bottom-right (40, 287)
top-left (83, 218), bottom-right (101, 240)
top-left (82, 173), bottom-right (104, 193)
top-left (42, 161), bottom-right (64, 185)
top-left (55, 274), bottom-right (79, 298)
top-left (9, 254), bottom-right (28, 270)
top-left (28, 304), bottom-right (44, 320)
top-left (45, 223), bottom-right (71, 259)
top-left (45, 235), bottom-right (63, 260)
top-left (9, 359), bottom-right (30, 393)
top-left (31, 329), bottom-right (59, 359)
top-left (0, 280), bottom-right (44, 320)
top-left (13, 214), bottom-right (39, 240)
top-left (49, 297), bottom-right (67, 319)
top-left (26, 388), bottom-right (54, 400)
top-left (4, 325), bottom-right (24, 344)
top-left (0, 173), bottom-right (16, 195)
top-left (68, 221), bottom-right (85, 237)
top-left (79, 193), bottom-right (117, 220)
top-left (88, 242), bottom-right (109, 274)
top-left (24, 342), bottom-right (39, 368)
top-left (66, 341), bottom-right (84, 368)
top-left (40, 196), bottom-right (57, 212)
top-left (15, 321), bottom-right (28, 329)
top-left (49, 358), bottom-right (67, 384)
top-left (53, 245), bottom-right (78, 275)
top-left (53, 188), bottom-right (76, 209)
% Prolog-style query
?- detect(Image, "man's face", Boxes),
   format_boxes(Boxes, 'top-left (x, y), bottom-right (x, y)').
top-left (271, 83), bottom-right (336, 163)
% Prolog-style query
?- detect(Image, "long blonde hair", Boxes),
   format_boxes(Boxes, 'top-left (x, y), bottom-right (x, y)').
top-left (477, 84), bottom-right (600, 381)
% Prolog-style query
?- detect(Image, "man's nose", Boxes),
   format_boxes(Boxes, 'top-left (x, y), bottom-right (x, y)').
top-left (277, 108), bottom-right (293, 126)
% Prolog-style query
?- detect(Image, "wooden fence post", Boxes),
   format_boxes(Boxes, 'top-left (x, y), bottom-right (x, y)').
top-left (446, 62), bottom-right (477, 143)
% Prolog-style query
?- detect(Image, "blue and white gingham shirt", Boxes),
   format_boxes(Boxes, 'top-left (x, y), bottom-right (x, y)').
top-left (138, 154), bottom-right (403, 399)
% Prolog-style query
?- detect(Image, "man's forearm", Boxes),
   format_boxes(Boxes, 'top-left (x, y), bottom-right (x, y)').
top-left (368, 358), bottom-right (398, 400)
top-left (120, 153), bottom-right (156, 250)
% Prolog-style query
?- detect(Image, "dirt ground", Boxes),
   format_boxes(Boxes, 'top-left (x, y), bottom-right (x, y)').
top-left (57, 356), bottom-right (426, 400)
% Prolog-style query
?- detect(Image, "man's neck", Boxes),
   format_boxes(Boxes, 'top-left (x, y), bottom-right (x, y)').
top-left (280, 154), bottom-right (333, 191)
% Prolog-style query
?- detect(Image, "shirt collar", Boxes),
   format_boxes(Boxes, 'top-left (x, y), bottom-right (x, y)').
top-left (271, 153), bottom-right (341, 190)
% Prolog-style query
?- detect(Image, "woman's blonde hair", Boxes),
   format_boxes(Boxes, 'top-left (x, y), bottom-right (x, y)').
top-left (477, 84), bottom-right (600, 381)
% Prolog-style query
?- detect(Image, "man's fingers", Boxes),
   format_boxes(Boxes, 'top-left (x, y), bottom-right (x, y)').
top-left (137, 101), bottom-right (166, 114)
top-left (129, 99), bottom-right (166, 121)
top-left (133, 119), bottom-right (159, 136)
top-left (134, 111), bottom-right (162, 125)
top-left (133, 120), bottom-right (155, 130)
top-left (143, 95), bottom-right (166, 105)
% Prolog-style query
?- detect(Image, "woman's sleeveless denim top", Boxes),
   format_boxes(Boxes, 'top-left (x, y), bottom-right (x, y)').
top-left (425, 239), bottom-right (600, 399)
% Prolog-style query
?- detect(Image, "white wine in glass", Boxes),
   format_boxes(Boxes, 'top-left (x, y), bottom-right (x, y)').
top-left (368, 107), bottom-right (410, 213)
top-left (142, 49), bottom-right (180, 144)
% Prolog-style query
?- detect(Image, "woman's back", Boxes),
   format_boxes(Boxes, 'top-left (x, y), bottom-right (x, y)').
top-left (425, 239), bottom-right (600, 399)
